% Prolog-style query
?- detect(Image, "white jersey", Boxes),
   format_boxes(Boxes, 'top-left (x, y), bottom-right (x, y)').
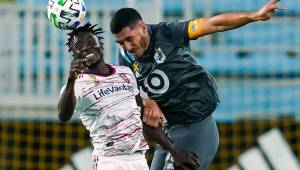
top-left (63, 65), bottom-right (148, 156)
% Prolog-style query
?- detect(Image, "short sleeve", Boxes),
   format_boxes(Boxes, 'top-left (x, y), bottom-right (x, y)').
top-left (59, 85), bottom-right (67, 97)
top-left (59, 84), bottom-right (81, 102)
top-left (162, 20), bottom-right (190, 45)
top-left (187, 18), bottom-right (204, 40)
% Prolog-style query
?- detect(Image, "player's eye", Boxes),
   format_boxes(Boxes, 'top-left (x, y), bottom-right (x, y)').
top-left (126, 37), bottom-right (133, 42)
top-left (87, 37), bottom-right (95, 46)
top-left (118, 41), bottom-right (124, 46)
top-left (75, 42), bottom-right (83, 51)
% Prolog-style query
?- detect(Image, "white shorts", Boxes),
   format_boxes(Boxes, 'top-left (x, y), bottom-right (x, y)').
top-left (92, 151), bottom-right (149, 170)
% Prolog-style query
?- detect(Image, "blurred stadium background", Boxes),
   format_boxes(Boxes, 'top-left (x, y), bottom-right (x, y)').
top-left (0, 0), bottom-right (299, 169)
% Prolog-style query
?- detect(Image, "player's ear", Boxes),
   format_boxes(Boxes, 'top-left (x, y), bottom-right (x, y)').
top-left (69, 44), bottom-right (76, 56)
top-left (70, 44), bottom-right (80, 59)
top-left (138, 21), bottom-right (147, 34)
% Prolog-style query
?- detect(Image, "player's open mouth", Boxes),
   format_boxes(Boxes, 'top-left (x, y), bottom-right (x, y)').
top-left (86, 53), bottom-right (94, 59)
top-left (85, 53), bottom-right (97, 66)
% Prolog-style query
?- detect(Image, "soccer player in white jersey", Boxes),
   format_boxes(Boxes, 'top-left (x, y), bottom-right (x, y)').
top-left (58, 23), bottom-right (199, 170)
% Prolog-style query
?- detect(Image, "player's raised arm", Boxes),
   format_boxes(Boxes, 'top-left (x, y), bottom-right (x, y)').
top-left (188, 0), bottom-right (284, 39)
top-left (58, 58), bottom-right (87, 122)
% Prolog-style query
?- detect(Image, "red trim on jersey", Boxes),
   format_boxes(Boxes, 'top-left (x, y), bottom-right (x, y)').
top-left (83, 64), bottom-right (116, 77)
top-left (106, 64), bottom-right (116, 75)
top-left (95, 64), bottom-right (116, 77)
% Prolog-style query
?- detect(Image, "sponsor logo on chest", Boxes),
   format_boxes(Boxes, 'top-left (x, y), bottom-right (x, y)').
top-left (92, 84), bottom-right (134, 100)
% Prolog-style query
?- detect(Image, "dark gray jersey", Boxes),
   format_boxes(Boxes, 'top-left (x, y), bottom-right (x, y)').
top-left (118, 21), bottom-right (219, 126)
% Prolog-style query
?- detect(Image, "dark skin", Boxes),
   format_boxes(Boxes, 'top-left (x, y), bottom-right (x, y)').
top-left (58, 30), bottom-right (200, 169)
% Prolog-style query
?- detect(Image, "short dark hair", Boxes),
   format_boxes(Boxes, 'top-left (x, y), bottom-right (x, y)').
top-left (110, 8), bottom-right (143, 34)
top-left (66, 22), bottom-right (104, 53)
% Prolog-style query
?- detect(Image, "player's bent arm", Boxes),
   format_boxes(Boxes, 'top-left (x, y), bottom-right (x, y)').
top-left (143, 124), bottom-right (199, 169)
top-left (136, 95), bottom-right (200, 169)
top-left (58, 79), bottom-right (77, 122)
top-left (136, 95), bottom-right (174, 150)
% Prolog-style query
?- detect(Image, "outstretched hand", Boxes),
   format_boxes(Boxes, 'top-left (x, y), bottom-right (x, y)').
top-left (255, 0), bottom-right (285, 21)
top-left (170, 148), bottom-right (200, 170)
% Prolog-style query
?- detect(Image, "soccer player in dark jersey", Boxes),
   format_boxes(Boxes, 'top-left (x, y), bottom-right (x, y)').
top-left (110, 1), bottom-right (284, 169)
top-left (58, 23), bottom-right (200, 170)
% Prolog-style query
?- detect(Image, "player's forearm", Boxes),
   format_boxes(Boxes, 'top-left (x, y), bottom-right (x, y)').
top-left (58, 79), bottom-right (76, 122)
top-left (143, 125), bottom-right (176, 154)
top-left (204, 12), bottom-right (258, 33)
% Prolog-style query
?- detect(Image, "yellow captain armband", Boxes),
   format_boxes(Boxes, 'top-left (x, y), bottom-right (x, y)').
top-left (188, 18), bottom-right (204, 40)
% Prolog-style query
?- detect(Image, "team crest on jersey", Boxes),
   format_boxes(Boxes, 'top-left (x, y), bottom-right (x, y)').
top-left (154, 48), bottom-right (166, 64)
top-left (120, 74), bottom-right (130, 83)
top-left (90, 74), bottom-right (97, 81)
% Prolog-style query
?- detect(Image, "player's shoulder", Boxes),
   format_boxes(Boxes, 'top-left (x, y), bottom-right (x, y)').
top-left (151, 20), bottom-right (189, 38)
top-left (155, 20), bottom-right (189, 29)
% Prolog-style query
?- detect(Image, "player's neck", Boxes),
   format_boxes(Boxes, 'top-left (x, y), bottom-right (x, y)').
top-left (95, 62), bottom-right (109, 74)
top-left (141, 30), bottom-right (152, 57)
top-left (85, 62), bottom-right (113, 76)
top-left (144, 33), bottom-right (151, 53)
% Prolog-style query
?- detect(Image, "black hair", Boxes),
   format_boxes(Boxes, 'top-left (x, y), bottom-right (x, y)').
top-left (66, 22), bottom-right (104, 53)
top-left (110, 8), bottom-right (143, 34)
